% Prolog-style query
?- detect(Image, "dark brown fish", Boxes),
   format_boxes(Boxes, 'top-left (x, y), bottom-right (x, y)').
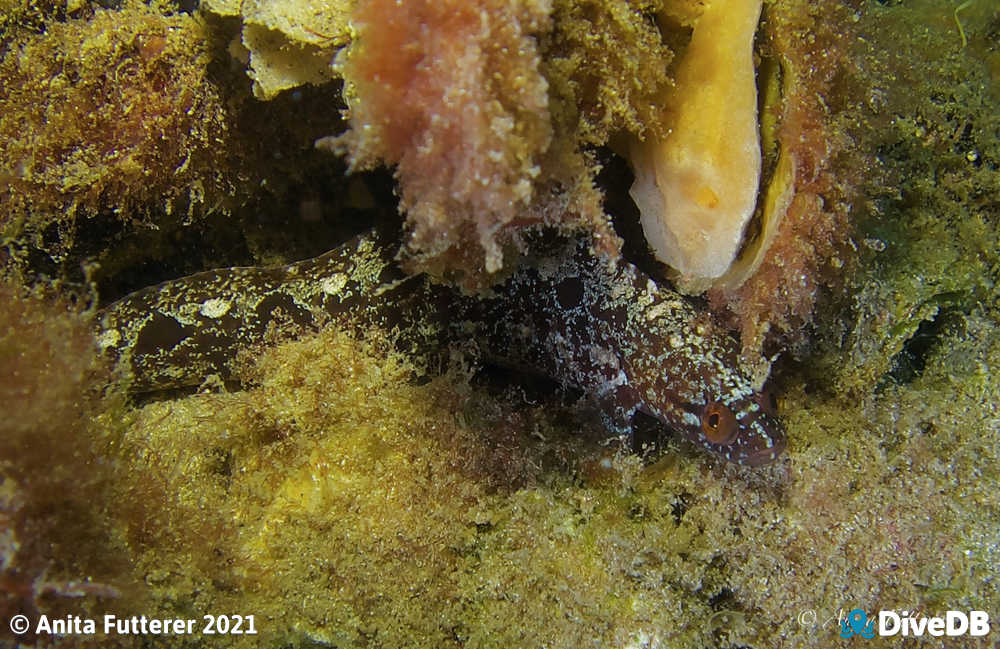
top-left (98, 230), bottom-right (785, 466)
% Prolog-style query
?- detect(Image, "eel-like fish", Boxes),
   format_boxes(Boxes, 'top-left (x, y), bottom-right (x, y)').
top-left (97, 229), bottom-right (786, 466)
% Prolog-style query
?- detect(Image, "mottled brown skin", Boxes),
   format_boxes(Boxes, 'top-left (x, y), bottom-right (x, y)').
top-left (98, 230), bottom-right (785, 466)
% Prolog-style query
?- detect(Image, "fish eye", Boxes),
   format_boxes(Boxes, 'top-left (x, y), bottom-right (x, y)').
top-left (700, 402), bottom-right (738, 445)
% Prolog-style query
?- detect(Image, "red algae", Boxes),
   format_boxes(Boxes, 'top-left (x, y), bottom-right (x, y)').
top-left (327, 0), bottom-right (661, 284)
top-left (326, 0), bottom-right (699, 284)
top-left (331, 0), bottom-right (555, 277)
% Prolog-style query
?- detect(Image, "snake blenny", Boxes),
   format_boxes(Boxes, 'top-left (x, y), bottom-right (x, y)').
top-left (97, 228), bottom-right (786, 466)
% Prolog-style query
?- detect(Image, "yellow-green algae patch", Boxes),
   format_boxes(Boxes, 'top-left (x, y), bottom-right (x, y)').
top-left (3, 284), bottom-right (1000, 647)
top-left (0, 281), bottom-right (146, 645)
top-left (57, 310), bottom-right (999, 648)
top-left (811, 0), bottom-right (1000, 399)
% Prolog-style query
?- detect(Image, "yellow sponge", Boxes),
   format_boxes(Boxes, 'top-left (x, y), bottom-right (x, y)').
top-left (629, 0), bottom-right (762, 292)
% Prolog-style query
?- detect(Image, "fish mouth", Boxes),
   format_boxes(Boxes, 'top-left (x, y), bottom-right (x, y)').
top-left (740, 435), bottom-right (787, 467)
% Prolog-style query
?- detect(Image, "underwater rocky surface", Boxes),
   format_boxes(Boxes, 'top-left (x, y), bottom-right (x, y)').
top-left (1, 0), bottom-right (998, 647)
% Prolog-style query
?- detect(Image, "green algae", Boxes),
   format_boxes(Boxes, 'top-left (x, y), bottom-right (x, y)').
top-left (819, 0), bottom-right (1000, 399)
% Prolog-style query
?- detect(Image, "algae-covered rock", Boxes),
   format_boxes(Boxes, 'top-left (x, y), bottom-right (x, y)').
top-left (205, 0), bottom-right (351, 99)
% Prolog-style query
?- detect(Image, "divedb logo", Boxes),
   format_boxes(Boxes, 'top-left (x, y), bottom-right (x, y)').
top-left (839, 608), bottom-right (991, 639)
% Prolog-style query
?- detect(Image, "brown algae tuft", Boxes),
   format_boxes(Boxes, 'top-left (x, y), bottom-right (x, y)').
top-left (0, 2), bottom-right (231, 259)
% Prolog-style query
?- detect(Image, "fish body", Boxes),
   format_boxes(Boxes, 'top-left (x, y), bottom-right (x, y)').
top-left (98, 230), bottom-right (785, 466)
